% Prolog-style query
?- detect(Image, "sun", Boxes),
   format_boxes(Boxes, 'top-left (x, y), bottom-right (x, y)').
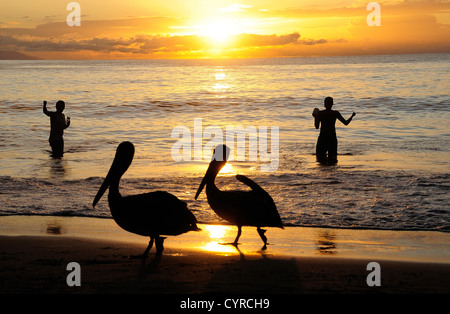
top-left (201, 19), bottom-right (238, 45)
top-left (206, 21), bottom-right (232, 42)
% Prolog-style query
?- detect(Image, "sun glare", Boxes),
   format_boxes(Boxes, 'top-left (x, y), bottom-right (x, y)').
top-left (219, 163), bottom-right (234, 174)
top-left (205, 224), bottom-right (228, 239)
top-left (202, 19), bottom-right (237, 44)
top-left (201, 225), bottom-right (236, 254)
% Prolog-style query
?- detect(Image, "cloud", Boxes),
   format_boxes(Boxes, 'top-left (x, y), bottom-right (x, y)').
top-left (0, 17), bottom-right (180, 39)
top-left (0, 30), bottom-right (332, 56)
top-left (234, 32), bottom-right (300, 47)
top-left (219, 4), bottom-right (252, 13)
top-left (232, 32), bottom-right (343, 48)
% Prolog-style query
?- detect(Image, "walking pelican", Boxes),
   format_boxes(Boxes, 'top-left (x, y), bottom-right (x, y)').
top-left (195, 145), bottom-right (283, 249)
top-left (93, 141), bottom-right (200, 257)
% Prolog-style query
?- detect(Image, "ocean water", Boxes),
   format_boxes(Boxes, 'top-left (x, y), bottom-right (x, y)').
top-left (0, 54), bottom-right (449, 232)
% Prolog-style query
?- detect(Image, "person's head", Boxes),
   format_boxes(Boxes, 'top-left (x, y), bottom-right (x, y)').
top-left (56, 100), bottom-right (65, 113)
top-left (324, 97), bottom-right (333, 109)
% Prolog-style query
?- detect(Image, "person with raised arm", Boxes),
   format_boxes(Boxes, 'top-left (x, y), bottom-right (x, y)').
top-left (43, 100), bottom-right (70, 158)
top-left (312, 97), bottom-right (356, 164)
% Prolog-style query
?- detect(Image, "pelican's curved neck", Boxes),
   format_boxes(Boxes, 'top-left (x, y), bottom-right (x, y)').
top-left (205, 168), bottom-right (221, 196)
top-left (108, 178), bottom-right (120, 196)
top-left (206, 174), bottom-right (218, 188)
top-left (107, 166), bottom-right (126, 201)
top-left (200, 160), bottom-right (226, 198)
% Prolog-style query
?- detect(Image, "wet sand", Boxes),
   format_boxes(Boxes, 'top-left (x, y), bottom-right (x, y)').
top-left (0, 216), bottom-right (449, 297)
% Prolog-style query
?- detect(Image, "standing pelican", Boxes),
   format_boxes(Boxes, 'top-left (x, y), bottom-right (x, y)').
top-left (195, 145), bottom-right (283, 248)
top-left (93, 141), bottom-right (200, 257)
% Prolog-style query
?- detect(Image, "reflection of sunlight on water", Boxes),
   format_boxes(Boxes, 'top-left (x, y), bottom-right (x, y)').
top-left (206, 224), bottom-right (227, 239)
top-left (215, 72), bottom-right (226, 80)
top-left (315, 230), bottom-right (337, 255)
top-left (213, 83), bottom-right (230, 92)
top-left (212, 68), bottom-right (230, 94)
top-left (219, 163), bottom-right (234, 174)
top-left (200, 225), bottom-right (237, 255)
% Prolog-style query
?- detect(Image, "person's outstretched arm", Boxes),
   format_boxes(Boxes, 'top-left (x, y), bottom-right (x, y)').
top-left (313, 108), bottom-right (320, 129)
top-left (43, 100), bottom-right (51, 116)
top-left (337, 111), bottom-right (356, 126)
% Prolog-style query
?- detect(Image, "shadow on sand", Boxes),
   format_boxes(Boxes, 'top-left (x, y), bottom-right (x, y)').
top-left (137, 243), bottom-right (303, 294)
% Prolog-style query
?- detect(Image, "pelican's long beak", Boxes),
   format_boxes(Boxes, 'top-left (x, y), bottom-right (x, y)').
top-left (195, 161), bottom-right (219, 200)
top-left (92, 175), bottom-right (110, 208)
top-left (195, 174), bottom-right (207, 200)
top-left (195, 145), bottom-right (230, 200)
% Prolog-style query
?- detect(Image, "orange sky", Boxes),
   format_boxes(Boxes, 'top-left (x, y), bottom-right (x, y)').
top-left (0, 0), bottom-right (449, 59)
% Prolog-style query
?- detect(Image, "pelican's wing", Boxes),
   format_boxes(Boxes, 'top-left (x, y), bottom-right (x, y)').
top-left (236, 174), bottom-right (277, 207)
top-left (235, 175), bottom-right (283, 228)
top-left (235, 174), bottom-right (271, 196)
top-left (122, 191), bottom-right (199, 235)
top-left (126, 191), bottom-right (189, 218)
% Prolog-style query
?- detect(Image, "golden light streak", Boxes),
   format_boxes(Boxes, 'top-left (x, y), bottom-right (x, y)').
top-left (201, 225), bottom-right (237, 254)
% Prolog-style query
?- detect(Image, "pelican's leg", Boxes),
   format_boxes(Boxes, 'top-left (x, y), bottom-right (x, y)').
top-left (155, 236), bottom-right (166, 255)
top-left (129, 237), bottom-right (153, 259)
top-left (232, 226), bottom-right (242, 246)
top-left (257, 227), bottom-right (268, 250)
top-left (142, 237), bottom-right (154, 257)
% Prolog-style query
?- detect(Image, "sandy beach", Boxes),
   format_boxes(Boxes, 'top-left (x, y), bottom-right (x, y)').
top-left (0, 215), bottom-right (449, 297)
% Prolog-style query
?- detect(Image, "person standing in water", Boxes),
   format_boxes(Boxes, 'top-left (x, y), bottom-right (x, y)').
top-left (43, 100), bottom-right (70, 158)
top-left (312, 97), bottom-right (356, 164)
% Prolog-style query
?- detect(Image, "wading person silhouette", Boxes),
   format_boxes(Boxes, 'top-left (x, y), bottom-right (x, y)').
top-left (43, 100), bottom-right (70, 158)
top-left (312, 97), bottom-right (355, 164)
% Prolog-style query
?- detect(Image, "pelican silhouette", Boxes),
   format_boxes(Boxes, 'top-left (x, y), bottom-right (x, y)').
top-left (93, 141), bottom-right (200, 257)
top-left (195, 145), bottom-right (283, 249)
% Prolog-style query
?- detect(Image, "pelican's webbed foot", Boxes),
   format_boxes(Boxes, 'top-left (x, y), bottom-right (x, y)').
top-left (219, 241), bottom-right (240, 247)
